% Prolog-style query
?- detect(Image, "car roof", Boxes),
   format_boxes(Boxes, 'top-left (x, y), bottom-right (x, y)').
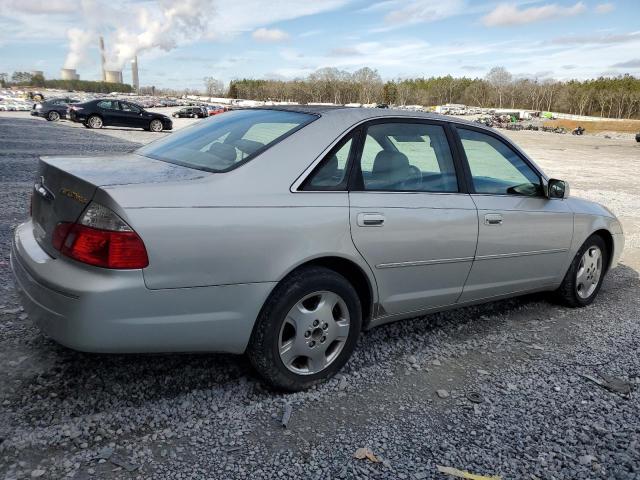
top-left (254, 105), bottom-right (479, 128)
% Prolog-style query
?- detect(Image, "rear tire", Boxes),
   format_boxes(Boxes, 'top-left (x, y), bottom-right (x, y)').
top-left (87, 115), bottom-right (103, 129)
top-left (47, 111), bottom-right (61, 122)
top-left (556, 235), bottom-right (608, 307)
top-left (247, 266), bottom-right (362, 391)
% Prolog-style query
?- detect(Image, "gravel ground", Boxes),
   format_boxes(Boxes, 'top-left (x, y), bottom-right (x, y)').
top-left (1, 112), bottom-right (639, 480)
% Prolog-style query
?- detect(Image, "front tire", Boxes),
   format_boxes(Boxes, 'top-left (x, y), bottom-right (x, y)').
top-left (149, 119), bottom-right (164, 132)
top-left (247, 266), bottom-right (362, 391)
top-left (556, 235), bottom-right (608, 307)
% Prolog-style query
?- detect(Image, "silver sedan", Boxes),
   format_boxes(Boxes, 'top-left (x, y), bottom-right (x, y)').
top-left (11, 107), bottom-right (624, 390)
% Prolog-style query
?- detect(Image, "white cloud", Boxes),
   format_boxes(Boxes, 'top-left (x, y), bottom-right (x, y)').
top-left (3, 0), bottom-right (77, 14)
top-left (551, 31), bottom-right (640, 45)
top-left (482, 2), bottom-right (586, 27)
top-left (383, 0), bottom-right (466, 26)
top-left (611, 59), bottom-right (640, 68)
top-left (252, 27), bottom-right (290, 42)
top-left (595, 3), bottom-right (615, 14)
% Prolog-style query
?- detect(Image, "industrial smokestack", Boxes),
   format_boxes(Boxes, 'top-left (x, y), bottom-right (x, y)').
top-left (99, 36), bottom-right (106, 82)
top-left (131, 56), bottom-right (139, 92)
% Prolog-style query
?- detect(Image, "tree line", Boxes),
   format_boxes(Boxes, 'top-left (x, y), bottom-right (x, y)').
top-left (227, 67), bottom-right (640, 120)
top-left (1, 71), bottom-right (133, 94)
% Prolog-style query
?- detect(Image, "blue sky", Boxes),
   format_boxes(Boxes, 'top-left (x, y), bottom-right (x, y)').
top-left (1, 0), bottom-right (639, 90)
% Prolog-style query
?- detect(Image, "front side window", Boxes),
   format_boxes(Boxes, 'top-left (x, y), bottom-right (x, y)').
top-left (138, 109), bottom-right (316, 172)
top-left (458, 128), bottom-right (542, 196)
top-left (121, 102), bottom-right (141, 113)
top-left (302, 136), bottom-right (353, 190)
top-left (358, 122), bottom-right (458, 192)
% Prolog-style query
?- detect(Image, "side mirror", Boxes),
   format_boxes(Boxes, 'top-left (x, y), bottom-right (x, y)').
top-left (547, 178), bottom-right (569, 199)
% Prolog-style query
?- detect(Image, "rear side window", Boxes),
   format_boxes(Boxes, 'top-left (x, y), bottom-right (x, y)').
top-left (138, 109), bottom-right (316, 172)
top-left (97, 100), bottom-right (117, 110)
top-left (358, 122), bottom-right (458, 192)
top-left (302, 135), bottom-right (354, 190)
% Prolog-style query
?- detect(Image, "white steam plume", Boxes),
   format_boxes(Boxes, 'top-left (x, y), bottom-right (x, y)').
top-left (63, 28), bottom-right (95, 69)
top-left (107, 0), bottom-right (214, 70)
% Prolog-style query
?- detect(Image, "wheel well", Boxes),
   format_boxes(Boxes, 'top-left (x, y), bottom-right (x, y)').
top-left (592, 229), bottom-right (614, 271)
top-left (289, 257), bottom-right (374, 325)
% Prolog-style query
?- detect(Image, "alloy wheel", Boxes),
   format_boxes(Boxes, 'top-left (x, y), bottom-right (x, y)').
top-left (576, 246), bottom-right (603, 299)
top-left (88, 116), bottom-right (103, 128)
top-left (48, 111), bottom-right (60, 121)
top-left (278, 291), bottom-right (350, 375)
top-left (150, 119), bottom-right (163, 132)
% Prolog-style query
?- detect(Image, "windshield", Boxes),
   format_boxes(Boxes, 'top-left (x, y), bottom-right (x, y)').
top-left (138, 109), bottom-right (317, 172)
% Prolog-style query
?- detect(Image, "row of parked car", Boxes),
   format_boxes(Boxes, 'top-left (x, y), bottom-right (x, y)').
top-left (30, 97), bottom-right (229, 132)
top-left (172, 105), bottom-right (228, 118)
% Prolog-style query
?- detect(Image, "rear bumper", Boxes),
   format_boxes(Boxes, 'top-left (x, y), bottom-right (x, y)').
top-left (10, 221), bottom-right (274, 354)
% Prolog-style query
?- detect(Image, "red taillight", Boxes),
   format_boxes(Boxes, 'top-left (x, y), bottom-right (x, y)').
top-left (52, 222), bottom-right (73, 250)
top-left (59, 224), bottom-right (148, 269)
top-left (52, 202), bottom-right (148, 269)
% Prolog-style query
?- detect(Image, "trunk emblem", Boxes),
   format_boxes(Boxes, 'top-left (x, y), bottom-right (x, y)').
top-left (60, 187), bottom-right (88, 204)
top-left (34, 176), bottom-right (55, 201)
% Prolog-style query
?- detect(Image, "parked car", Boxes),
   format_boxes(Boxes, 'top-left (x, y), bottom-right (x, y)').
top-left (31, 97), bottom-right (80, 121)
top-left (205, 105), bottom-right (227, 116)
top-left (172, 106), bottom-right (207, 118)
top-left (11, 107), bottom-right (624, 391)
top-left (68, 99), bottom-right (173, 132)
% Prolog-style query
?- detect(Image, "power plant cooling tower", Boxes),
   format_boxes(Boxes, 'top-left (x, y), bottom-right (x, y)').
top-left (105, 70), bottom-right (123, 84)
top-left (60, 68), bottom-right (79, 80)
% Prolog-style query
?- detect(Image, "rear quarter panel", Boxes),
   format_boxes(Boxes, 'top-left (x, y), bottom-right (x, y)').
top-left (125, 193), bottom-right (369, 289)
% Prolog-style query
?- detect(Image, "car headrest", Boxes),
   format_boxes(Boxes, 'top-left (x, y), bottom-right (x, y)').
top-left (314, 155), bottom-right (339, 183)
top-left (232, 138), bottom-right (264, 155)
top-left (372, 151), bottom-right (410, 183)
top-left (208, 142), bottom-right (237, 167)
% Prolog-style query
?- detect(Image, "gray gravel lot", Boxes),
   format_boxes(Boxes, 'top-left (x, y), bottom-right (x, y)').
top-left (1, 112), bottom-right (639, 479)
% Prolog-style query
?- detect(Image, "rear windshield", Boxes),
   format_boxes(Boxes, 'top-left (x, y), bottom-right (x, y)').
top-left (138, 109), bottom-right (317, 172)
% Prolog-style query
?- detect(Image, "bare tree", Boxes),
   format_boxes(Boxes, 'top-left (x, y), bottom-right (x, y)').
top-left (203, 77), bottom-right (224, 97)
top-left (485, 66), bottom-right (512, 108)
top-left (352, 67), bottom-right (382, 104)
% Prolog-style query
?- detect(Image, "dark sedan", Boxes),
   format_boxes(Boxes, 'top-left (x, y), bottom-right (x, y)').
top-left (68, 99), bottom-right (173, 132)
top-left (31, 97), bottom-right (80, 121)
top-left (172, 106), bottom-right (207, 118)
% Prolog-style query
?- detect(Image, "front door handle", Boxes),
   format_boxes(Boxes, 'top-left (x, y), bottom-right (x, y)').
top-left (357, 213), bottom-right (385, 227)
top-left (484, 213), bottom-right (503, 226)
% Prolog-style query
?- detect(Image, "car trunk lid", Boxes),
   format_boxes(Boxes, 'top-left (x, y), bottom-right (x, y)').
top-left (31, 153), bottom-right (207, 257)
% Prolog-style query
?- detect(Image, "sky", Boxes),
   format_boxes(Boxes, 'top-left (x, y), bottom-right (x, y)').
top-left (1, 0), bottom-right (639, 90)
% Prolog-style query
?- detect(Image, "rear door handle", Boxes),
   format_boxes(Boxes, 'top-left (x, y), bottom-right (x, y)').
top-left (484, 213), bottom-right (503, 226)
top-left (357, 213), bottom-right (385, 227)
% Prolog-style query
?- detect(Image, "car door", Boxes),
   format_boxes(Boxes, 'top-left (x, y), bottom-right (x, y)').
top-left (96, 100), bottom-right (121, 126)
top-left (348, 120), bottom-right (478, 318)
top-left (453, 126), bottom-right (573, 302)
top-left (118, 101), bottom-right (146, 127)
